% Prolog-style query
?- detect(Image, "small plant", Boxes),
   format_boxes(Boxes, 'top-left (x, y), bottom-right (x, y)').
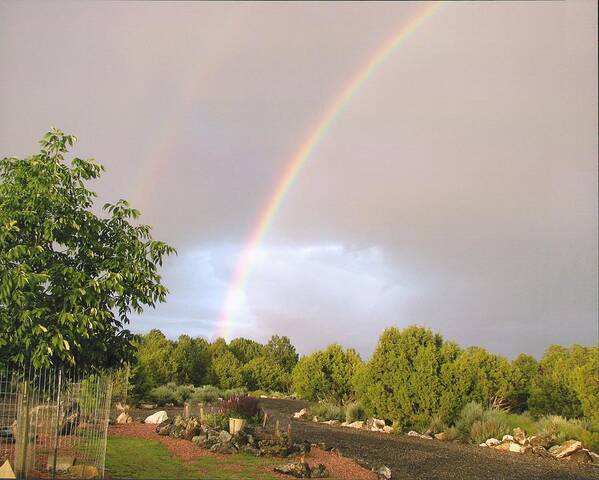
top-left (148, 385), bottom-right (177, 406)
top-left (222, 387), bottom-right (247, 399)
top-left (427, 415), bottom-right (448, 435)
top-left (470, 418), bottom-right (509, 444)
top-left (455, 402), bottom-right (485, 436)
top-left (536, 415), bottom-right (599, 449)
top-left (190, 385), bottom-right (223, 404)
top-left (173, 384), bottom-right (196, 405)
top-left (311, 403), bottom-right (345, 422)
top-left (345, 402), bottom-right (366, 423)
top-left (203, 412), bottom-right (228, 430)
top-left (220, 395), bottom-right (261, 420)
top-left (444, 426), bottom-right (461, 441)
top-left (486, 410), bottom-right (538, 435)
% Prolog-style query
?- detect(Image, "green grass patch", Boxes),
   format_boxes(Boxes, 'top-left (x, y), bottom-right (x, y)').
top-left (105, 437), bottom-right (283, 480)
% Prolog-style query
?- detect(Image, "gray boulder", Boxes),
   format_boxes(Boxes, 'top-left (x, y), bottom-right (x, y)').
top-left (311, 464), bottom-right (329, 478)
top-left (376, 465), bottom-right (392, 480)
top-left (552, 440), bottom-right (582, 458)
top-left (274, 462), bottom-right (311, 478)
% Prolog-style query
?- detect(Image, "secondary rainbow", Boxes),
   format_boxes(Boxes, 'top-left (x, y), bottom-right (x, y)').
top-left (216, 2), bottom-right (443, 339)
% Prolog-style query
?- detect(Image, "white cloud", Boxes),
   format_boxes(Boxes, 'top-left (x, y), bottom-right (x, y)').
top-left (131, 242), bottom-right (415, 355)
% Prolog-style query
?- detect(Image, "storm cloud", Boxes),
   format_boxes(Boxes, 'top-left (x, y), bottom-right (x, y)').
top-left (1, 1), bottom-right (596, 358)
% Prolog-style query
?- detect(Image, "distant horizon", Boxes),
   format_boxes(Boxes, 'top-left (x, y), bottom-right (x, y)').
top-left (1, 1), bottom-right (597, 359)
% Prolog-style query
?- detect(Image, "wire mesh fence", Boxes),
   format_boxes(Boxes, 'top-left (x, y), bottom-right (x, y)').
top-left (0, 365), bottom-right (112, 479)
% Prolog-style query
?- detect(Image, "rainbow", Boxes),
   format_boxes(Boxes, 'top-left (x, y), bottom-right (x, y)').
top-left (216, 2), bottom-right (443, 339)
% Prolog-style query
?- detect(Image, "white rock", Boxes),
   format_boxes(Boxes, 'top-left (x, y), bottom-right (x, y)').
top-left (144, 410), bottom-right (168, 424)
top-left (377, 465), bottom-right (392, 480)
top-left (552, 440), bottom-right (582, 458)
top-left (348, 421), bottom-right (364, 429)
top-left (116, 412), bottom-right (132, 424)
top-left (367, 418), bottom-right (386, 431)
top-left (502, 435), bottom-right (514, 442)
top-left (509, 442), bottom-right (525, 453)
top-left (485, 438), bottom-right (501, 447)
top-left (383, 425), bottom-right (393, 434)
top-left (293, 408), bottom-right (307, 419)
top-left (479, 443), bottom-right (488, 447)
top-left (407, 430), bottom-right (432, 439)
top-left (373, 419), bottom-right (385, 429)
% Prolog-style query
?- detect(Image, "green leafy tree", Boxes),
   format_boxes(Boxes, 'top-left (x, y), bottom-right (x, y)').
top-left (439, 346), bottom-right (514, 422)
top-left (229, 337), bottom-right (265, 364)
top-left (171, 335), bottom-right (211, 385)
top-left (134, 329), bottom-right (176, 388)
top-left (509, 353), bottom-right (539, 412)
top-left (528, 344), bottom-right (592, 419)
top-left (0, 129), bottom-right (175, 369)
top-left (211, 350), bottom-right (244, 389)
top-left (355, 326), bottom-right (453, 429)
top-left (191, 337), bottom-right (213, 385)
top-left (292, 344), bottom-right (362, 404)
top-left (570, 345), bottom-right (599, 426)
top-left (265, 335), bottom-right (298, 373)
top-left (242, 356), bottom-right (290, 392)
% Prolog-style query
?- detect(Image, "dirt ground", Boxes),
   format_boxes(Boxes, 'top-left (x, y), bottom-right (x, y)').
top-left (259, 398), bottom-right (599, 480)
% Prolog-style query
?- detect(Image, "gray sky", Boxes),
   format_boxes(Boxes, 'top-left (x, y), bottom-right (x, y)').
top-left (1, 1), bottom-right (597, 359)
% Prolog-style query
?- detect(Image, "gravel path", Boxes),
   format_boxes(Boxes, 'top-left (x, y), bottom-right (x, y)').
top-left (259, 398), bottom-right (599, 480)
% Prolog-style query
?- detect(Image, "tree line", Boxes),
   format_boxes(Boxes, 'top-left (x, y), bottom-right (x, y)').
top-left (130, 330), bottom-right (299, 399)
top-left (130, 326), bottom-right (598, 432)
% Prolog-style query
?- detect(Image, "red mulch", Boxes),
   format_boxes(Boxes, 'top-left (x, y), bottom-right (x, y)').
top-left (108, 423), bottom-right (377, 480)
top-left (305, 448), bottom-right (378, 480)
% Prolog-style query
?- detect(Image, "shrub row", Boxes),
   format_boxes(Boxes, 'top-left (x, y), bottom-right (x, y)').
top-left (146, 382), bottom-right (246, 406)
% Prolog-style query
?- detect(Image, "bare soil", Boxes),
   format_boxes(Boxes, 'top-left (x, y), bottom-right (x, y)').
top-left (259, 397), bottom-right (599, 480)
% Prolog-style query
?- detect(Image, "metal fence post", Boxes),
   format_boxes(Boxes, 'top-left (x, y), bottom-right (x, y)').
top-left (51, 369), bottom-right (62, 480)
top-left (15, 379), bottom-right (30, 479)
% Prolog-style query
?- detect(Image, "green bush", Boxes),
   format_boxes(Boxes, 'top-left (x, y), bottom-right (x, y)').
top-left (486, 410), bottom-right (538, 435)
top-left (249, 390), bottom-right (288, 399)
top-left (148, 384), bottom-right (177, 406)
top-left (455, 402), bottom-right (485, 437)
top-left (189, 385), bottom-right (222, 404)
top-left (203, 412), bottom-right (228, 430)
top-left (311, 403), bottom-right (345, 422)
top-left (444, 426), bottom-right (461, 441)
top-left (242, 356), bottom-right (291, 392)
top-left (355, 326), bottom-right (458, 427)
top-left (173, 384), bottom-right (196, 405)
top-left (536, 415), bottom-right (599, 450)
top-left (223, 388), bottom-right (247, 399)
top-left (292, 344), bottom-right (362, 404)
top-left (345, 402), bottom-right (366, 423)
top-left (470, 418), bottom-right (509, 444)
top-left (427, 416), bottom-right (448, 435)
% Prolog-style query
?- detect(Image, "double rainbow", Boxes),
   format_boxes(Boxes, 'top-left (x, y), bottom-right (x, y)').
top-left (216, 2), bottom-right (443, 339)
